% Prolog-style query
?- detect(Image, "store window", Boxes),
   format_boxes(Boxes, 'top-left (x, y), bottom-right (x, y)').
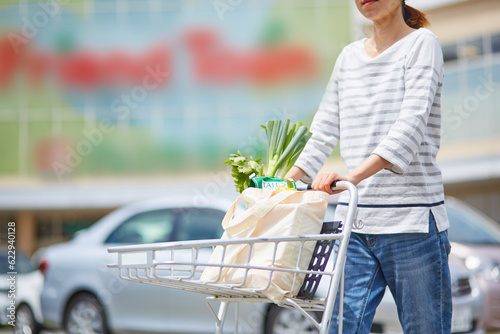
top-left (37, 216), bottom-right (97, 247)
top-left (442, 32), bottom-right (500, 62)
top-left (442, 43), bottom-right (458, 62)
top-left (491, 33), bottom-right (500, 54)
top-left (460, 37), bottom-right (483, 59)
top-left (0, 214), bottom-right (16, 247)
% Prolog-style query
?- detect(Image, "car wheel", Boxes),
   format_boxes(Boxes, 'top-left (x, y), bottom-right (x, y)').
top-left (15, 303), bottom-right (40, 334)
top-left (64, 293), bottom-right (108, 334)
top-left (265, 305), bottom-right (321, 334)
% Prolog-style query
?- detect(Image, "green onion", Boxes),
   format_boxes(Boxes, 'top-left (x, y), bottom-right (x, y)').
top-left (262, 119), bottom-right (312, 178)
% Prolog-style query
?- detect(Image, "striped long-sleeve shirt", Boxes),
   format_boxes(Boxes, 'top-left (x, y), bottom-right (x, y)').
top-left (295, 28), bottom-right (449, 234)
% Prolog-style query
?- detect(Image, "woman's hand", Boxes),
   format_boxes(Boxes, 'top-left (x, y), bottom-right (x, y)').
top-left (312, 172), bottom-right (354, 194)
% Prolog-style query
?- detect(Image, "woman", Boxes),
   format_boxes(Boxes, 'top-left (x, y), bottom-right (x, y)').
top-left (285, 0), bottom-right (452, 333)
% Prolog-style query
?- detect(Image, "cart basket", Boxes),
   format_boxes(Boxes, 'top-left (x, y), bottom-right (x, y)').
top-left (108, 181), bottom-right (358, 334)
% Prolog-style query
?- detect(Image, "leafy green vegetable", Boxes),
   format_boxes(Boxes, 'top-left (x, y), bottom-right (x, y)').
top-left (225, 151), bottom-right (264, 193)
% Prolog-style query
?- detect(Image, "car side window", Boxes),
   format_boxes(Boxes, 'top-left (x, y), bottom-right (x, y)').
top-left (17, 253), bottom-right (35, 274)
top-left (105, 209), bottom-right (175, 244)
top-left (447, 206), bottom-right (500, 245)
top-left (175, 208), bottom-right (225, 241)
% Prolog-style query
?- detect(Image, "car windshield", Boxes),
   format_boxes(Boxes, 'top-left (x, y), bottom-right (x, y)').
top-left (105, 209), bottom-right (176, 244)
top-left (447, 205), bottom-right (500, 245)
top-left (0, 255), bottom-right (10, 273)
top-left (0, 253), bottom-right (34, 274)
top-left (329, 201), bottom-right (500, 245)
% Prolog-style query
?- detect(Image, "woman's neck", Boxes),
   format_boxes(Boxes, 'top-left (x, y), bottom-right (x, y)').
top-left (366, 13), bottom-right (415, 57)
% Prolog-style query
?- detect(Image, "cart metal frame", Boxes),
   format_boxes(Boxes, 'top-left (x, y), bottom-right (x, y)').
top-left (108, 181), bottom-right (358, 334)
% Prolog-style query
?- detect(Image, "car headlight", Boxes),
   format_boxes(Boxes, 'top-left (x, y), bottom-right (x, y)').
top-left (465, 256), bottom-right (500, 282)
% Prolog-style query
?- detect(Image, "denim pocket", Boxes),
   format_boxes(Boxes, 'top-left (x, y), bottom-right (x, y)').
top-left (429, 210), bottom-right (451, 255)
top-left (439, 230), bottom-right (452, 256)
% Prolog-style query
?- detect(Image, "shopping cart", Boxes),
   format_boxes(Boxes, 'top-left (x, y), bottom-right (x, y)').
top-left (108, 181), bottom-right (358, 334)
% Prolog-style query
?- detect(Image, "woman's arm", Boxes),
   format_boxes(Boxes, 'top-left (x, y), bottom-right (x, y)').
top-left (371, 32), bottom-right (444, 174)
top-left (285, 166), bottom-right (307, 182)
top-left (292, 51), bottom-right (345, 182)
top-left (312, 154), bottom-right (391, 194)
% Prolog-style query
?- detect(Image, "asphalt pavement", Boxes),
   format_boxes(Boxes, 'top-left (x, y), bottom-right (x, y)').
top-left (0, 328), bottom-right (499, 334)
top-left (0, 330), bottom-right (61, 333)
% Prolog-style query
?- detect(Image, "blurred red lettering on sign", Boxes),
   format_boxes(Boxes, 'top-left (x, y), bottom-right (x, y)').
top-left (0, 34), bottom-right (171, 91)
top-left (183, 28), bottom-right (316, 85)
top-left (0, 27), bottom-right (317, 91)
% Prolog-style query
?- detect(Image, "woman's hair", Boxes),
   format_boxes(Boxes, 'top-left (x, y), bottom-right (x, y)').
top-left (402, 1), bottom-right (429, 29)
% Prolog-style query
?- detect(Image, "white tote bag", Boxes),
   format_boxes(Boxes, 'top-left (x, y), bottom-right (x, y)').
top-left (200, 187), bottom-right (329, 303)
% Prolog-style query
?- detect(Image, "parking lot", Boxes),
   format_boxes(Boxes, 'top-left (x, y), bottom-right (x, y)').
top-left (0, 329), bottom-right (499, 334)
top-left (0, 331), bottom-right (63, 334)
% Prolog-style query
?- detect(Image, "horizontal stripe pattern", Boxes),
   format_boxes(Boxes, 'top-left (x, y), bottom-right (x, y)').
top-left (337, 201), bottom-right (445, 208)
top-left (294, 28), bottom-right (449, 234)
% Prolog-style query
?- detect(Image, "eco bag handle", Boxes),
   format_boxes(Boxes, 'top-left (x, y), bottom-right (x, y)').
top-left (220, 189), bottom-right (270, 231)
top-left (221, 189), bottom-right (299, 236)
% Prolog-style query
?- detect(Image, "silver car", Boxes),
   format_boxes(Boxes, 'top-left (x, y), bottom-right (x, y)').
top-left (0, 249), bottom-right (44, 334)
top-left (38, 194), bottom-right (487, 334)
top-left (39, 196), bottom-right (267, 334)
top-left (265, 201), bottom-right (485, 334)
top-left (446, 197), bottom-right (500, 331)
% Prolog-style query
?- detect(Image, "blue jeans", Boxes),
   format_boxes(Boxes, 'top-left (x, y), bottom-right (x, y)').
top-left (329, 212), bottom-right (452, 334)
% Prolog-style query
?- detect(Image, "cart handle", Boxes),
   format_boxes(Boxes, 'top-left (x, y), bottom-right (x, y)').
top-left (296, 181), bottom-right (342, 192)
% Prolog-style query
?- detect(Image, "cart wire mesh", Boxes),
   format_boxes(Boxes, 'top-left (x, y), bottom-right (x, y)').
top-left (108, 181), bottom-right (358, 334)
